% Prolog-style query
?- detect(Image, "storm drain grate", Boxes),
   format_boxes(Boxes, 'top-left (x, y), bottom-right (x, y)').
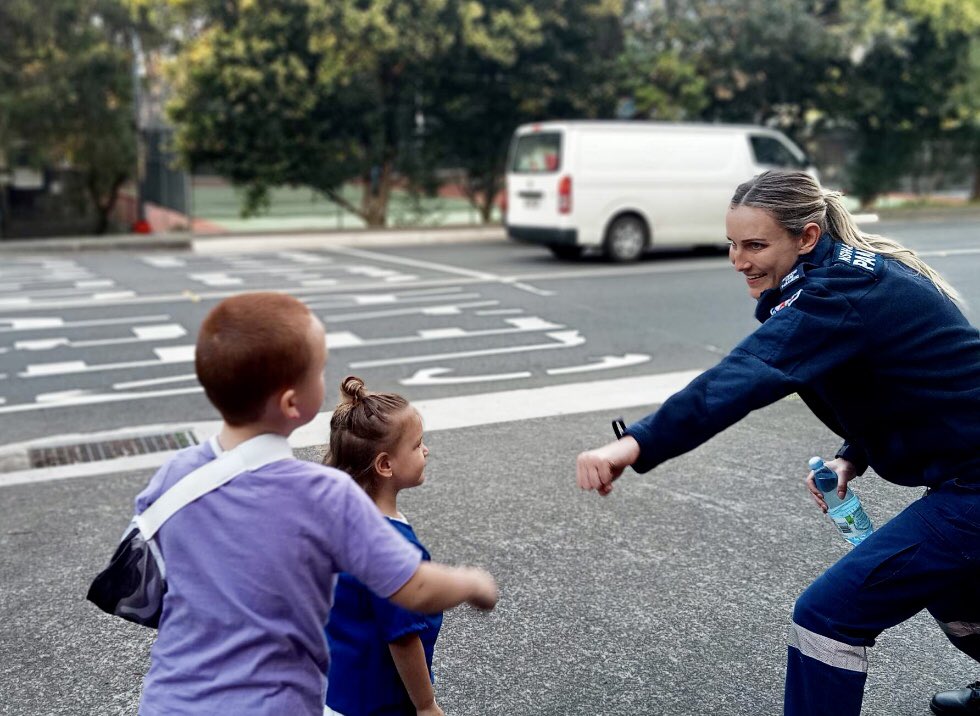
top-left (28, 431), bottom-right (199, 468)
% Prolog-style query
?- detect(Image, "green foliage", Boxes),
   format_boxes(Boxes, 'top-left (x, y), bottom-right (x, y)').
top-left (164, 0), bottom-right (623, 224)
top-left (0, 0), bottom-right (137, 233)
top-left (424, 0), bottom-right (625, 221)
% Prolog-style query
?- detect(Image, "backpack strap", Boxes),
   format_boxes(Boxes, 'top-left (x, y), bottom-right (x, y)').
top-left (134, 433), bottom-right (294, 539)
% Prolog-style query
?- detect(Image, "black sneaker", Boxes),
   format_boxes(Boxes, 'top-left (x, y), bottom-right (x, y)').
top-left (931, 682), bottom-right (980, 714)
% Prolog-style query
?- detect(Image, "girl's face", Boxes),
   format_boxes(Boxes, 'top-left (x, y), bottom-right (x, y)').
top-left (388, 408), bottom-right (428, 490)
top-left (726, 206), bottom-right (816, 299)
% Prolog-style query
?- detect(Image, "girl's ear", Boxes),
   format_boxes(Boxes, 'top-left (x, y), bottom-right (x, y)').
top-left (279, 388), bottom-right (300, 419)
top-left (374, 452), bottom-right (393, 478)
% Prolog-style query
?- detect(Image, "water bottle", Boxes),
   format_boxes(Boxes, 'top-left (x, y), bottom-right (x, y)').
top-left (808, 456), bottom-right (874, 546)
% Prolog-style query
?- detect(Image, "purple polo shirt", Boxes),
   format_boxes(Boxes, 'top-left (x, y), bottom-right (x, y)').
top-left (135, 437), bottom-right (422, 716)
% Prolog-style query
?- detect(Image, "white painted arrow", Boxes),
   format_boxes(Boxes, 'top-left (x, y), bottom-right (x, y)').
top-left (401, 368), bottom-right (532, 386)
top-left (350, 330), bottom-right (585, 368)
top-left (546, 353), bottom-right (651, 375)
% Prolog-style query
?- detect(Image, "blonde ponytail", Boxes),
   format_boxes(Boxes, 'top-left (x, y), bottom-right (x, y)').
top-left (822, 192), bottom-right (962, 305)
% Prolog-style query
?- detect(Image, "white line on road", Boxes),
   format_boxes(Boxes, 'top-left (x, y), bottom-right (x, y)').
top-left (13, 324), bottom-right (186, 351)
top-left (0, 369), bottom-right (701, 486)
top-left (21, 345), bottom-right (196, 377)
top-left (0, 315), bottom-right (171, 333)
top-left (113, 373), bottom-right (199, 390)
top-left (319, 244), bottom-right (502, 281)
top-left (350, 330), bottom-right (585, 368)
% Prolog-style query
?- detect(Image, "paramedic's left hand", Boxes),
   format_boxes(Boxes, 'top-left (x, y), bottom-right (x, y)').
top-left (805, 457), bottom-right (857, 512)
top-left (577, 437), bottom-right (640, 496)
top-left (417, 702), bottom-right (444, 716)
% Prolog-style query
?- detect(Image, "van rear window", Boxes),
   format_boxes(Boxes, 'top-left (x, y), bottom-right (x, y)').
top-left (510, 132), bottom-right (562, 173)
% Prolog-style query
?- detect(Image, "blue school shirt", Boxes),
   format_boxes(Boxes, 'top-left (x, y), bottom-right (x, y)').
top-left (326, 517), bottom-right (443, 716)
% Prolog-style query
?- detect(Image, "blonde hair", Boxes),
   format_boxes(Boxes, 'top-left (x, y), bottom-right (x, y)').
top-left (731, 170), bottom-right (962, 305)
top-left (325, 375), bottom-right (410, 495)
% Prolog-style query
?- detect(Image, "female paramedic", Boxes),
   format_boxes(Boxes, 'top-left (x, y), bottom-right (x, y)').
top-left (575, 169), bottom-right (980, 716)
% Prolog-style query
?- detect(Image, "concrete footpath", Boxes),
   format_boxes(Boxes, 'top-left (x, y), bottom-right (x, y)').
top-left (0, 224), bottom-right (506, 254)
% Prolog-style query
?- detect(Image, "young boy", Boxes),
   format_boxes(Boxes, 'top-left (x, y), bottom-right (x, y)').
top-left (134, 292), bottom-right (497, 716)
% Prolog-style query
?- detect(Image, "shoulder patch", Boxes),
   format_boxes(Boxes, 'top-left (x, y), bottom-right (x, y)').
top-left (770, 288), bottom-right (803, 316)
top-left (833, 244), bottom-right (880, 274)
top-left (780, 266), bottom-right (804, 291)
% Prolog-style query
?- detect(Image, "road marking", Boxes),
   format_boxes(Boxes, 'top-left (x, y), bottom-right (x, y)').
top-left (0, 315), bottom-right (171, 333)
top-left (401, 367), bottom-right (533, 385)
top-left (113, 373), bottom-right (198, 389)
top-left (0, 384), bottom-right (204, 414)
top-left (476, 309), bottom-right (523, 316)
top-left (320, 244), bottom-right (502, 281)
top-left (0, 369), bottom-right (702, 486)
top-left (350, 330), bottom-right (585, 368)
top-left (13, 324), bottom-right (186, 351)
top-left (546, 353), bottom-right (652, 375)
top-left (305, 292), bottom-right (484, 311)
top-left (142, 256), bottom-right (186, 268)
top-left (323, 300), bottom-right (499, 323)
top-left (919, 247), bottom-right (980, 258)
top-left (189, 272), bottom-right (244, 286)
top-left (21, 345), bottom-right (196, 377)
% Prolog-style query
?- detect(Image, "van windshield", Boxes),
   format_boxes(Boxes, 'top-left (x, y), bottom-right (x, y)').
top-left (510, 132), bottom-right (562, 173)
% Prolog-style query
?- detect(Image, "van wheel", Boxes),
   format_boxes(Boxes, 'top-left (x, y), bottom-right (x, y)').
top-left (549, 245), bottom-right (583, 260)
top-left (604, 216), bottom-right (647, 262)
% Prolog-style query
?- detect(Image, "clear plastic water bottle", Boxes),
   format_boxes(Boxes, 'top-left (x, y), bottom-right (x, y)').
top-left (808, 456), bottom-right (874, 546)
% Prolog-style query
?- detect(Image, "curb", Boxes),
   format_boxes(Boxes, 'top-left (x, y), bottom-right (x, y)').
top-left (0, 225), bottom-right (506, 254)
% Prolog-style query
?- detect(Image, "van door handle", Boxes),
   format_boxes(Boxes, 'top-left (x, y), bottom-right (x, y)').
top-left (518, 191), bottom-right (543, 199)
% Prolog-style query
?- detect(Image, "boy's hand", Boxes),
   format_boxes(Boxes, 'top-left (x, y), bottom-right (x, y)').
top-left (576, 436), bottom-right (641, 496)
top-left (805, 457), bottom-right (857, 513)
top-left (464, 567), bottom-right (499, 610)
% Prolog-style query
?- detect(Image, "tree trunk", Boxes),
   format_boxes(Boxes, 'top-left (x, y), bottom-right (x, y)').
top-left (971, 158), bottom-right (980, 202)
top-left (479, 172), bottom-right (503, 224)
top-left (88, 171), bottom-right (126, 235)
top-left (360, 159), bottom-right (393, 228)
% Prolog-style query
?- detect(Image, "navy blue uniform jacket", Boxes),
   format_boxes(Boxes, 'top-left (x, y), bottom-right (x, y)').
top-left (625, 234), bottom-right (980, 488)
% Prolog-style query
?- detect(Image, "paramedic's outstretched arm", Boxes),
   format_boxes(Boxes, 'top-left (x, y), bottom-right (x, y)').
top-left (577, 436), bottom-right (641, 496)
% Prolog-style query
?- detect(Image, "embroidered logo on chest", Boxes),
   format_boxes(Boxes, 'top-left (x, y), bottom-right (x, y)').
top-left (770, 288), bottom-right (803, 316)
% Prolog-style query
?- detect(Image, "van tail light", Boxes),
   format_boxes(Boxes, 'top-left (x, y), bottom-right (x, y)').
top-left (558, 175), bottom-right (572, 214)
top-left (500, 181), bottom-right (507, 217)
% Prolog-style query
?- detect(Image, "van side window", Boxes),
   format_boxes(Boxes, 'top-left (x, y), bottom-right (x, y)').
top-left (750, 135), bottom-right (805, 168)
top-left (510, 132), bottom-right (562, 174)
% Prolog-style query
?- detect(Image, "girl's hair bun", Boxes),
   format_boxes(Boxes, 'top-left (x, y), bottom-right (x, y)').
top-left (340, 375), bottom-right (367, 402)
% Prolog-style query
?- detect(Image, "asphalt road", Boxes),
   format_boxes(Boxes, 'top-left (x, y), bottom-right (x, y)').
top-left (1, 215), bottom-right (979, 715)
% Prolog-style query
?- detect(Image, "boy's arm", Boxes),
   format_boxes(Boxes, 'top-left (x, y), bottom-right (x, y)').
top-left (389, 562), bottom-right (497, 613)
top-left (388, 634), bottom-right (442, 716)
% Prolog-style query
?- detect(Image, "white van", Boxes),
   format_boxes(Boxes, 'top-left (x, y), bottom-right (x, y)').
top-left (505, 121), bottom-right (817, 261)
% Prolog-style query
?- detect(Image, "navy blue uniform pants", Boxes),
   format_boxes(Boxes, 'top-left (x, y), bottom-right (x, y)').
top-left (785, 481), bottom-right (980, 716)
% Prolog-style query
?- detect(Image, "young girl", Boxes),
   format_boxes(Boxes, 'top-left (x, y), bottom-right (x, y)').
top-left (324, 376), bottom-right (445, 716)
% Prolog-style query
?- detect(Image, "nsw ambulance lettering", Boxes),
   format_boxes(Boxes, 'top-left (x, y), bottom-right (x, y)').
top-left (835, 244), bottom-right (878, 273)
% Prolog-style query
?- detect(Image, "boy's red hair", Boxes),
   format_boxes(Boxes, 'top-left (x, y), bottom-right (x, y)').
top-left (195, 292), bottom-right (317, 426)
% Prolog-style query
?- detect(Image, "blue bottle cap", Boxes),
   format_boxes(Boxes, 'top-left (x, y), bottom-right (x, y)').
top-left (808, 456), bottom-right (824, 471)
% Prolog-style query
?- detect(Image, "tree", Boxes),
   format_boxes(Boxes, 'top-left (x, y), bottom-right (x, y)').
top-left (424, 0), bottom-right (626, 223)
top-left (0, 0), bottom-right (138, 234)
top-left (166, 0), bottom-right (465, 227)
top-left (830, 0), bottom-right (975, 206)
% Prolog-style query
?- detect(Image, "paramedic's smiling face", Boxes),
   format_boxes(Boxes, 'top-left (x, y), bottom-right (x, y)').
top-left (727, 206), bottom-right (813, 300)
